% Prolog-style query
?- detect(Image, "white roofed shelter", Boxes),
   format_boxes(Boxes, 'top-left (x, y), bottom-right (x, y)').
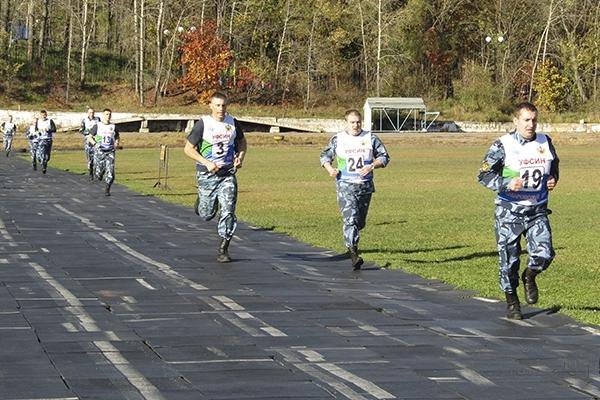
top-left (363, 97), bottom-right (440, 132)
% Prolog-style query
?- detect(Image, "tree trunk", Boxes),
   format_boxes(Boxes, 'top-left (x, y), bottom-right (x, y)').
top-left (358, 0), bottom-right (369, 93)
top-left (153, 0), bottom-right (164, 106)
top-left (376, 0), bottom-right (382, 96)
top-left (26, 0), bottom-right (35, 62)
top-left (66, 2), bottom-right (74, 102)
top-left (138, 0), bottom-right (145, 105)
top-left (80, 0), bottom-right (89, 88)
top-left (200, 0), bottom-right (206, 33)
top-left (134, 0), bottom-right (139, 95)
top-left (228, 1), bottom-right (237, 48)
top-left (2, 0), bottom-right (10, 53)
top-left (37, 0), bottom-right (50, 62)
top-left (529, 0), bottom-right (554, 101)
top-left (275, 0), bottom-right (291, 82)
top-left (107, 0), bottom-right (113, 50)
top-left (304, 13), bottom-right (316, 111)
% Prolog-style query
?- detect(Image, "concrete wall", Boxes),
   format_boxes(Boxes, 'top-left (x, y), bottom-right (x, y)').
top-left (2, 108), bottom-right (599, 134)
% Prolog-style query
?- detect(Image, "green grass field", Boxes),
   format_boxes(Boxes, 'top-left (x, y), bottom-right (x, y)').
top-left (44, 134), bottom-right (600, 326)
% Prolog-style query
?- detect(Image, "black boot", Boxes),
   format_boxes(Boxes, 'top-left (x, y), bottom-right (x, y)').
top-left (104, 183), bottom-right (111, 196)
top-left (217, 238), bottom-right (231, 263)
top-left (505, 292), bottom-right (523, 320)
top-left (348, 246), bottom-right (364, 271)
top-left (89, 168), bottom-right (94, 181)
top-left (41, 163), bottom-right (47, 174)
top-left (522, 268), bottom-right (539, 304)
top-left (32, 162), bottom-right (37, 171)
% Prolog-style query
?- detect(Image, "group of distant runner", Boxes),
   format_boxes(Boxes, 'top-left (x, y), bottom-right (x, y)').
top-left (1, 95), bottom-right (559, 320)
top-left (1, 108), bottom-right (119, 196)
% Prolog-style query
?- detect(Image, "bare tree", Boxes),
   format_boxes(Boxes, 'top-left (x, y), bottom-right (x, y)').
top-left (304, 12), bottom-right (316, 110)
top-left (376, 0), bottom-right (381, 96)
top-left (66, 0), bottom-right (74, 101)
top-left (80, 0), bottom-right (90, 87)
top-left (152, 0), bottom-right (165, 105)
top-left (26, 0), bottom-right (35, 62)
top-left (138, 0), bottom-right (145, 105)
top-left (357, 0), bottom-right (369, 92)
top-left (275, 0), bottom-right (291, 82)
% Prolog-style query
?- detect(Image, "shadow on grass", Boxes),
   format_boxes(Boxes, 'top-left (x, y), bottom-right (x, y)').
top-left (523, 305), bottom-right (562, 319)
top-left (154, 192), bottom-right (197, 196)
top-left (362, 244), bottom-right (469, 255)
top-left (249, 226), bottom-right (276, 232)
top-left (372, 219), bottom-right (408, 226)
top-left (404, 251), bottom-right (497, 264)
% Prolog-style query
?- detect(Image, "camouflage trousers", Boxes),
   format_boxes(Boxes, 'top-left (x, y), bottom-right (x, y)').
top-left (36, 139), bottom-right (53, 167)
top-left (28, 141), bottom-right (39, 165)
top-left (336, 181), bottom-right (373, 248)
top-left (94, 149), bottom-right (115, 185)
top-left (494, 203), bottom-right (555, 293)
top-left (196, 172), bottom-right (238, 240)
top-left (84, 140), bottom-right (95, 171)
top-left (3, 134), bottom-right (13, 153)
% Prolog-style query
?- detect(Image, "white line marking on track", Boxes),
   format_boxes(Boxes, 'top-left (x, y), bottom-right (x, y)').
top-left (260, 326), bottom-right (287, 337)
top-left (94, 341), bottom-right (166, 399)
top-left (99, 231), bottom-right (208, 290)
top-left (299, 350), bottom-right (325, 362)
top-left (213, 295), bottom-right (245, 311)
top-left (41, 247), bottom-right (49, 253)
top-left (136, 278), bottom-right (156, 290)
top-left (457, 368), bottom-right (495, 386)
top-left (473, 297), bottom-right (501, 303)
top-left (168, 358), bottom-right (273, 364)
top-left (565, 378), bottom-right (600, 397)
top-left (28, 261), bottom-right (165, 399)
top-left (318, 362), bottom-right (396, 399)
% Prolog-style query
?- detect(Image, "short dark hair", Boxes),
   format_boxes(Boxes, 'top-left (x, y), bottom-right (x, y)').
top-left (514, 102), bottom-right (537, 117)
top-left (344, 109), bottom-right (362, 120)
top-left (103, 108), bottom-right (112, 113)
top-left (40, 110), bottom-right (47, 115)
top-left (211, 91), bottom-right (228, 103)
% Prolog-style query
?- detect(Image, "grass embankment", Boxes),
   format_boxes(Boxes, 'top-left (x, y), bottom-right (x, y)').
top-left (35, 132), bottom-right (600, 326)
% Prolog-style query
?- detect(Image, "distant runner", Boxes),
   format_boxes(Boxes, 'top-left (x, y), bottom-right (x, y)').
top-left (1, 115), bottom-right (17, 157)
top-left (88, 109), bottom-right (120, 196)
top-left (26, 116), bottom-right (40, 171)
top-left (35, 110), bottom-right (57, 174)
top-left (80, 108), bottom-right (100, 180)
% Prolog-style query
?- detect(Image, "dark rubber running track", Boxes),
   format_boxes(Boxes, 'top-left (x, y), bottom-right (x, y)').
top-left (1, 154), bottom-right (599, 400)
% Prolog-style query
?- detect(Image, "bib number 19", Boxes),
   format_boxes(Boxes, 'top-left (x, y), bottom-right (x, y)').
top-left (521, 167), bottom-right (543, 190)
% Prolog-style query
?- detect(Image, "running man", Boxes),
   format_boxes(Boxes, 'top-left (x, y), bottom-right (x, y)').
top-left (80, 108), bottom-right (100, 180)
top-left (1, 115), bottom-right (17, 157)
top-left (183, 91), bottom-right (247, 263)
top-left (35, 110), bottom-right (57, 174)
top-left (320, 109), bottom-right (390, 270)
top-left (478, 102), bottom-right (559, 320)
top-left (88, 109), bottom-right (120, 196)
top-left (26, 116), bottom-right (40, 170)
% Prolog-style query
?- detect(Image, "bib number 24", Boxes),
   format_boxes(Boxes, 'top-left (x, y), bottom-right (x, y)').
top-left (347, 157), bottom-right (364, 172)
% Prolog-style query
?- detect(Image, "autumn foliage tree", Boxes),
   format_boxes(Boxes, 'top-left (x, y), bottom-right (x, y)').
top-left (178, 21), bottom-right (234, 103)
